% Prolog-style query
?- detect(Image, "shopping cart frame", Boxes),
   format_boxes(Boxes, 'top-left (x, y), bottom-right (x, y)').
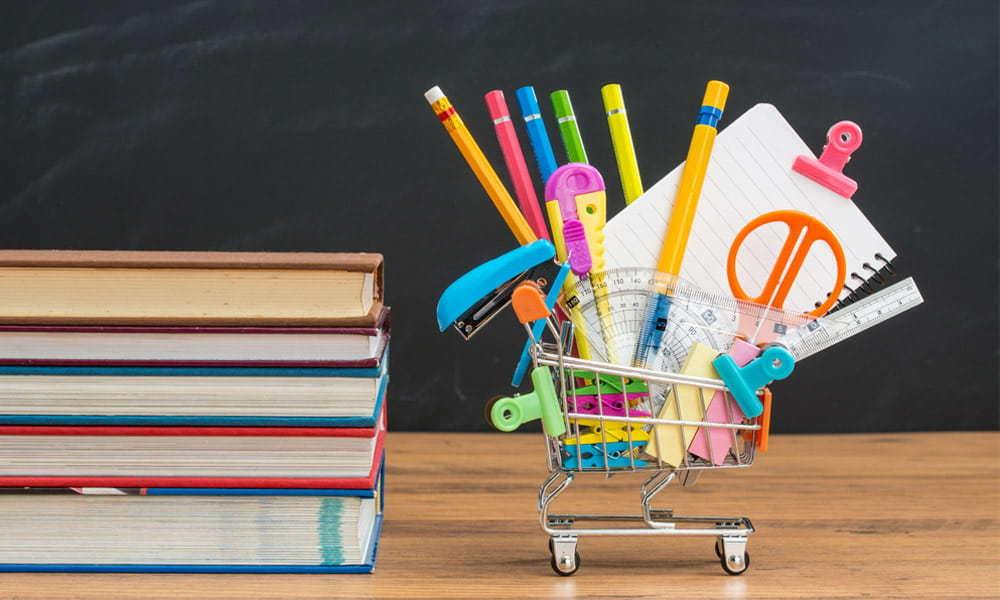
top-left (522, 317), bottom-right (764, 576)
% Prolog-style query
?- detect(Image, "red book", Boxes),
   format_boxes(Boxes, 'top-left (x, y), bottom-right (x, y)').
top-left (0, 308), bottom-right (390, 368)
top-left (0, 406), bottom-right (386, 489)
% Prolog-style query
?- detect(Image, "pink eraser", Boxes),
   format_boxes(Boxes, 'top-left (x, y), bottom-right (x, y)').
top-left (792, 121), bottom-right (862, 199)
top-left (688, 339), bottom-right (761, 465)
top-left (562, 219), bottom-right (592, 276)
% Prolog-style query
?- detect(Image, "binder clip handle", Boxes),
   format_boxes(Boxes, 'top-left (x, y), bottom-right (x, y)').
top-left (713, 346), bottom-right (794, 418)
top-left (511, 281), bottom-right (550, 325)
top-left (792, 120), bottom-right (863, 199)
top-left (487, 366), bottom-right (565, 437)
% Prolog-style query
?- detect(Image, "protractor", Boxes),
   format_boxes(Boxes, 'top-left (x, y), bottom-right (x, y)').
top-left (564, 268), bottom-right (740, 374)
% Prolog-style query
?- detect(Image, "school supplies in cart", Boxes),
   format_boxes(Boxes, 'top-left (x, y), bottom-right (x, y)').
top-left (427, 79), bottom-right (923, 576)
top-left (604, 104), bottom-right (897, 315)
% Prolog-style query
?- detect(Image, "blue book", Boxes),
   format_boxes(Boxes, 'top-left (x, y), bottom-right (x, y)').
top-left (0, 347), bottom-right (389, 427)
top-left (0, 461), bottom-right (385, 573)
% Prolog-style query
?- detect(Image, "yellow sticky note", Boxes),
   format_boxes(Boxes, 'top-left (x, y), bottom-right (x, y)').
top-left (645, 342), bottom-right (718, 466)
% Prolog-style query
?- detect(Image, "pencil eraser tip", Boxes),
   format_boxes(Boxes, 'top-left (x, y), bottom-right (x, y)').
top-left (424, 86), bottom-right (445, 104)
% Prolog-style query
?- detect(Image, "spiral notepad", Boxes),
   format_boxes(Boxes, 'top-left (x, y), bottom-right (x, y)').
top-left (604, 103), bottom-right (896, 313)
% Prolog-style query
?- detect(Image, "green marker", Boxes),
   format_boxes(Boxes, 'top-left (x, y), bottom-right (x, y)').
top-left (550, 90), bottom-right (588, 164)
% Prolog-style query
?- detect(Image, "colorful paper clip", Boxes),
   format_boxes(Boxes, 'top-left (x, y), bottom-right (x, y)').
top-left (570, 371), bottom-right (649, 396)
top-left (567, 394), bottom-right (651, 417)
top-left (563, 424), bottom-right (650, 446)
top-left (561, 442), bottom-right (648, 469)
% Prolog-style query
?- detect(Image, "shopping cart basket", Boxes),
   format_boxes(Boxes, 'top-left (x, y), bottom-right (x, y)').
top-left (488, 282), bottom-right (767, 576)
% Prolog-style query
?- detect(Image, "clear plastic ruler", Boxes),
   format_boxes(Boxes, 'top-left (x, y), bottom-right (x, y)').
top-left (779, 276), bottom-right (924, 361)
top-left (566, 268), bottom-right (923, 372)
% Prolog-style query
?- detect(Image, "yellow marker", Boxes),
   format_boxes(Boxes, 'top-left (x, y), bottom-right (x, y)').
top-left (425, 86), bottom-right (537, 245)
top-left (601, 84), bottom-right (644, 204)
top-left (657, 80), bottom-right (729, 275)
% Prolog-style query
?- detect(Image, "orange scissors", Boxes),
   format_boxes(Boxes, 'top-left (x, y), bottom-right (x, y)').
top-left (727, 210), bottom-right (846, 317)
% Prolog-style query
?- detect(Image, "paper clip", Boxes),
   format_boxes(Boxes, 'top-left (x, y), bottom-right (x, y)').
top-left (563, 424), bottom-right (650, 446)
top-left (561, 442), bottom-right (648, 469)
top-left (567, 394), bottom-right (652, 417)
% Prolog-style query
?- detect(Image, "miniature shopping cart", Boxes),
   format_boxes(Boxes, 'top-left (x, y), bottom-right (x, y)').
top-left (487, 283), bottom-right (767, 576)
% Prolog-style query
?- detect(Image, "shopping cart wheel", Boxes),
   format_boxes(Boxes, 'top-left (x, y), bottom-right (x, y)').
top-left (720, 549), bottom-right (750, 576)
top-left (550, 550), bottom-right (580, 576)
top-left (714, 538), bottom-right (724, 559)
top-left (549, 537), bottom-right (580, 576)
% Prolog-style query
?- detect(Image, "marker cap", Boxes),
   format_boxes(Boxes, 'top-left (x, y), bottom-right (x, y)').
top-left (601, 83), bottom-right (625, 111)
top-left (515, 86), bottom-right (541, 115)
top-left (550, 90), bottom-right (575, 119)
top-left (484, 90), bottom-right (511, 120)
top-left (701, 80), bottom-right (730, 111)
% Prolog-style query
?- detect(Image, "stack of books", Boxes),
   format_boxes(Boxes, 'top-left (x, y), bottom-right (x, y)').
top-left (0, 250), bottom-right (388, 573)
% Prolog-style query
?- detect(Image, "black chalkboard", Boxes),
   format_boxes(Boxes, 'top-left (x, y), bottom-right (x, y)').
top-left (0, 1), bottom-right (996, 431)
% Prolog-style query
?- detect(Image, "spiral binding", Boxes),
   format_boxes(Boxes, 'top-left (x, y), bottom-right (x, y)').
top-left (817, 253), bottom-right (897, 314)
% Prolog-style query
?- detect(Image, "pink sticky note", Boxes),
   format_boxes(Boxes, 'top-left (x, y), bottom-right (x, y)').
top-left (688, 339), bottom-right (761, 465)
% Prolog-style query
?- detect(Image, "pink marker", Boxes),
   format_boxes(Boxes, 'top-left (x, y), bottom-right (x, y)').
top-left (688, 339), bottom-right (761, 465)
top-left (485, 90), bottom-right (550, 240)
top-left (792, 121), bottom-right (863, 199)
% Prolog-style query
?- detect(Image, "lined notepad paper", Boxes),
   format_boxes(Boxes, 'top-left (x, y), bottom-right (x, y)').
top-left (605, 103), bottom-right (896, 313)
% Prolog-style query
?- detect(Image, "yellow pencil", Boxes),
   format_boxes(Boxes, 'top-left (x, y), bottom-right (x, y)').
top-left (425, 86), bottom-right (537, 246)
top-left (633, 80), bottom-right (729, 368)
top-left (601, 84), bottom-right (644, 204)
top-left (657, 80), bottom-right (729, 275)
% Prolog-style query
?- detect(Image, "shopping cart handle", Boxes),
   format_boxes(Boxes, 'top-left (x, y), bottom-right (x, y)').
top-left (713, 345), bottom-right (794, 418)
top-left (489, 366), bottom-right (565, 437)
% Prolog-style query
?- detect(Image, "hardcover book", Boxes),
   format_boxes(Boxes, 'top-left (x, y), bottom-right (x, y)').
top-left (0, 250), bottom-right (384, 326)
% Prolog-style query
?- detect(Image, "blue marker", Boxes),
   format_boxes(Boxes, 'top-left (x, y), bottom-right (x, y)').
top-left (515, 86), bottom-right (559, 184)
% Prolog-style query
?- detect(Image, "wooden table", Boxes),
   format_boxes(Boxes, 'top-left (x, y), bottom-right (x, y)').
top-left (1, 432), bottom-right (997, 599)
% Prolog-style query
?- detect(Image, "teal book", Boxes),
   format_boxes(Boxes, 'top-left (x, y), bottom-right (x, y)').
top-left (0, 461), bottom-right (385, 573)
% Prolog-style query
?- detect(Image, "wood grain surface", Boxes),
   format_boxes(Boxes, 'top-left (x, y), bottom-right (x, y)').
top-left (1, 432), bottom-right (997, 599)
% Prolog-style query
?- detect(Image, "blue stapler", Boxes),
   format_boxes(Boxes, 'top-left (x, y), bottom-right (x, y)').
top-left (437, 240), bottom-right (556, 340)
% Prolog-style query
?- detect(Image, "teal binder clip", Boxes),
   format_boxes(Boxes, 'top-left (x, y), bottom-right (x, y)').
top-left (713, 345), bottom-right (795, 418)
top-left (436, 240), bottom-right (555, 340)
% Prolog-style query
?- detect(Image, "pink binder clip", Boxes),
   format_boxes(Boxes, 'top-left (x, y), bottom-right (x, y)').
top-left (792, 121), bottom-right (863, 199)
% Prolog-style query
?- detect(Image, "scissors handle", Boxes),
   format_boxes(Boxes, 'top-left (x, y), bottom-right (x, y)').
top-left (727, 210), bottom-right (846, 317)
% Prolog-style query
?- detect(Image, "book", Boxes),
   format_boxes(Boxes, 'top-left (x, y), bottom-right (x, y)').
top-left (0, 355), bottom-right (388, 427)
top-left (0, 407), bottom-right (386, 489)
top-left (0, 465), bottom-right (384, 573)
top-left (0, 250), bottom-right (383, 326)
top-left (0, 307), bottom-right (390, 367)
top-left (604, 103), bottom-right (897, 313)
